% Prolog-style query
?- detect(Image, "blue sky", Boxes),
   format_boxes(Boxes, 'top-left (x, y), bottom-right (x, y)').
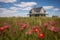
top-left (0, 0), bottom-right (60, 17)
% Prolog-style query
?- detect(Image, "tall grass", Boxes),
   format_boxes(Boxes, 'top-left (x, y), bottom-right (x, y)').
top-left (0, 17), bottom-right (60, 40)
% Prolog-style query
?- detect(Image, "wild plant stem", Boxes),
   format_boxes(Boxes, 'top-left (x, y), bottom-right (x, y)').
top-left (55, 35), bottom-right (57, 40)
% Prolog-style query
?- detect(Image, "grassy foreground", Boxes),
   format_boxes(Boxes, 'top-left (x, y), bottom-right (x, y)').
top-left (0, 17), bottom-right (60, 40)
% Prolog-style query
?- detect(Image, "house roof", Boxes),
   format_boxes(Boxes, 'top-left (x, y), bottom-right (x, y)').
top-left (32, 7), bottom-right (43, 12)
top-left (29, 7), bottom-right (46, 13)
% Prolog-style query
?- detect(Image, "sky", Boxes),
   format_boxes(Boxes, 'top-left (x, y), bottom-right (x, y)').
top-left (0, 0), bottom-right (60, 17)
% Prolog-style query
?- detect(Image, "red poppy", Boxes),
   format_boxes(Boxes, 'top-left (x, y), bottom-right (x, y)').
top-left (38, 33), bottom-right (44, 39)
top-left (25, 29), bottom-right (32, 35)
top-left (32, 27), bottom-right (39, 33)
top-left (47, 26), bottom-right (54, 31)
top-left (21, 23), bottom-right (28, 28)
top-left (44, 22), bottom-right (49, 27)
top-left (49, 21), bottom-right (57, 26)
top-left (4, 25), bottom-right (10, 29)
top-left (53, 27), bottom-right (60, 32)
top-left (19, 27), bottom-right (24, 30)
top-left (0, 27), bottom-right (5, 31)
top-left (47, 26), bottom-right (60, 32)
top-left (19, 23), bottom-right (28, 30)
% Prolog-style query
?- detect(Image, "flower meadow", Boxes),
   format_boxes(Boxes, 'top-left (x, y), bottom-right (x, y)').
top-left (0, 17), bottom-right (60, 40)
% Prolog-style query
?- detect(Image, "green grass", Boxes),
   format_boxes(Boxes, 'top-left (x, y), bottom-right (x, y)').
top-left (0, 17), bottom-right (60, 40)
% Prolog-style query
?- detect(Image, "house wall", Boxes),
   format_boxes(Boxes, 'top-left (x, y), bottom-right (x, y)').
top-left (31, 9), bottom-right (36, 14)
top-left (40, 8), bottom-right (45, 14)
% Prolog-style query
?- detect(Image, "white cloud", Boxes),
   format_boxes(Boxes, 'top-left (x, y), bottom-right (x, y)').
top-left (9, 6), bottom-right (32, 10)
top-left (0, 8), bottom-right (19, 17)
top-left (14, 2), bottom-right (37, 7)
top-left (14, 2), bottom-right (37, 10)
top-left (20, 7), bottom-right (32, 10)
top-left (0, 8), bottom-right (17, 14)
top-left (0, 7), bottom-right (30, 17)
top-left (0, 0), bottom-right (16, 3)
top-left (9, 7), bottom-right (18, 11)
top-left (43, 6), bottom-right (54, 10)
top-left (53, 8), bottom-right (60, 11)
top-left (43, 6), bottom-right (60, 11)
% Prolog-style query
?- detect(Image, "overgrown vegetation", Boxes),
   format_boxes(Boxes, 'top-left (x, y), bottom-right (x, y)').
top-left (0, 17), bottom-right (60, 40)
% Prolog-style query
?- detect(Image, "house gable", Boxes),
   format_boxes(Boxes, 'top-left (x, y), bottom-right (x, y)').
top-left (40, 8), bottom-right (45, 14)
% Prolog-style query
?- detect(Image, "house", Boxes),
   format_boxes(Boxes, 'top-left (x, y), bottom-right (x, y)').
top-left (29, 7), bottom-right (48, 17)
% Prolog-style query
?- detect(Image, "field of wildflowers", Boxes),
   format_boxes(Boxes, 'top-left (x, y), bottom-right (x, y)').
top-left (0, 17), bottom-right (60, 40)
